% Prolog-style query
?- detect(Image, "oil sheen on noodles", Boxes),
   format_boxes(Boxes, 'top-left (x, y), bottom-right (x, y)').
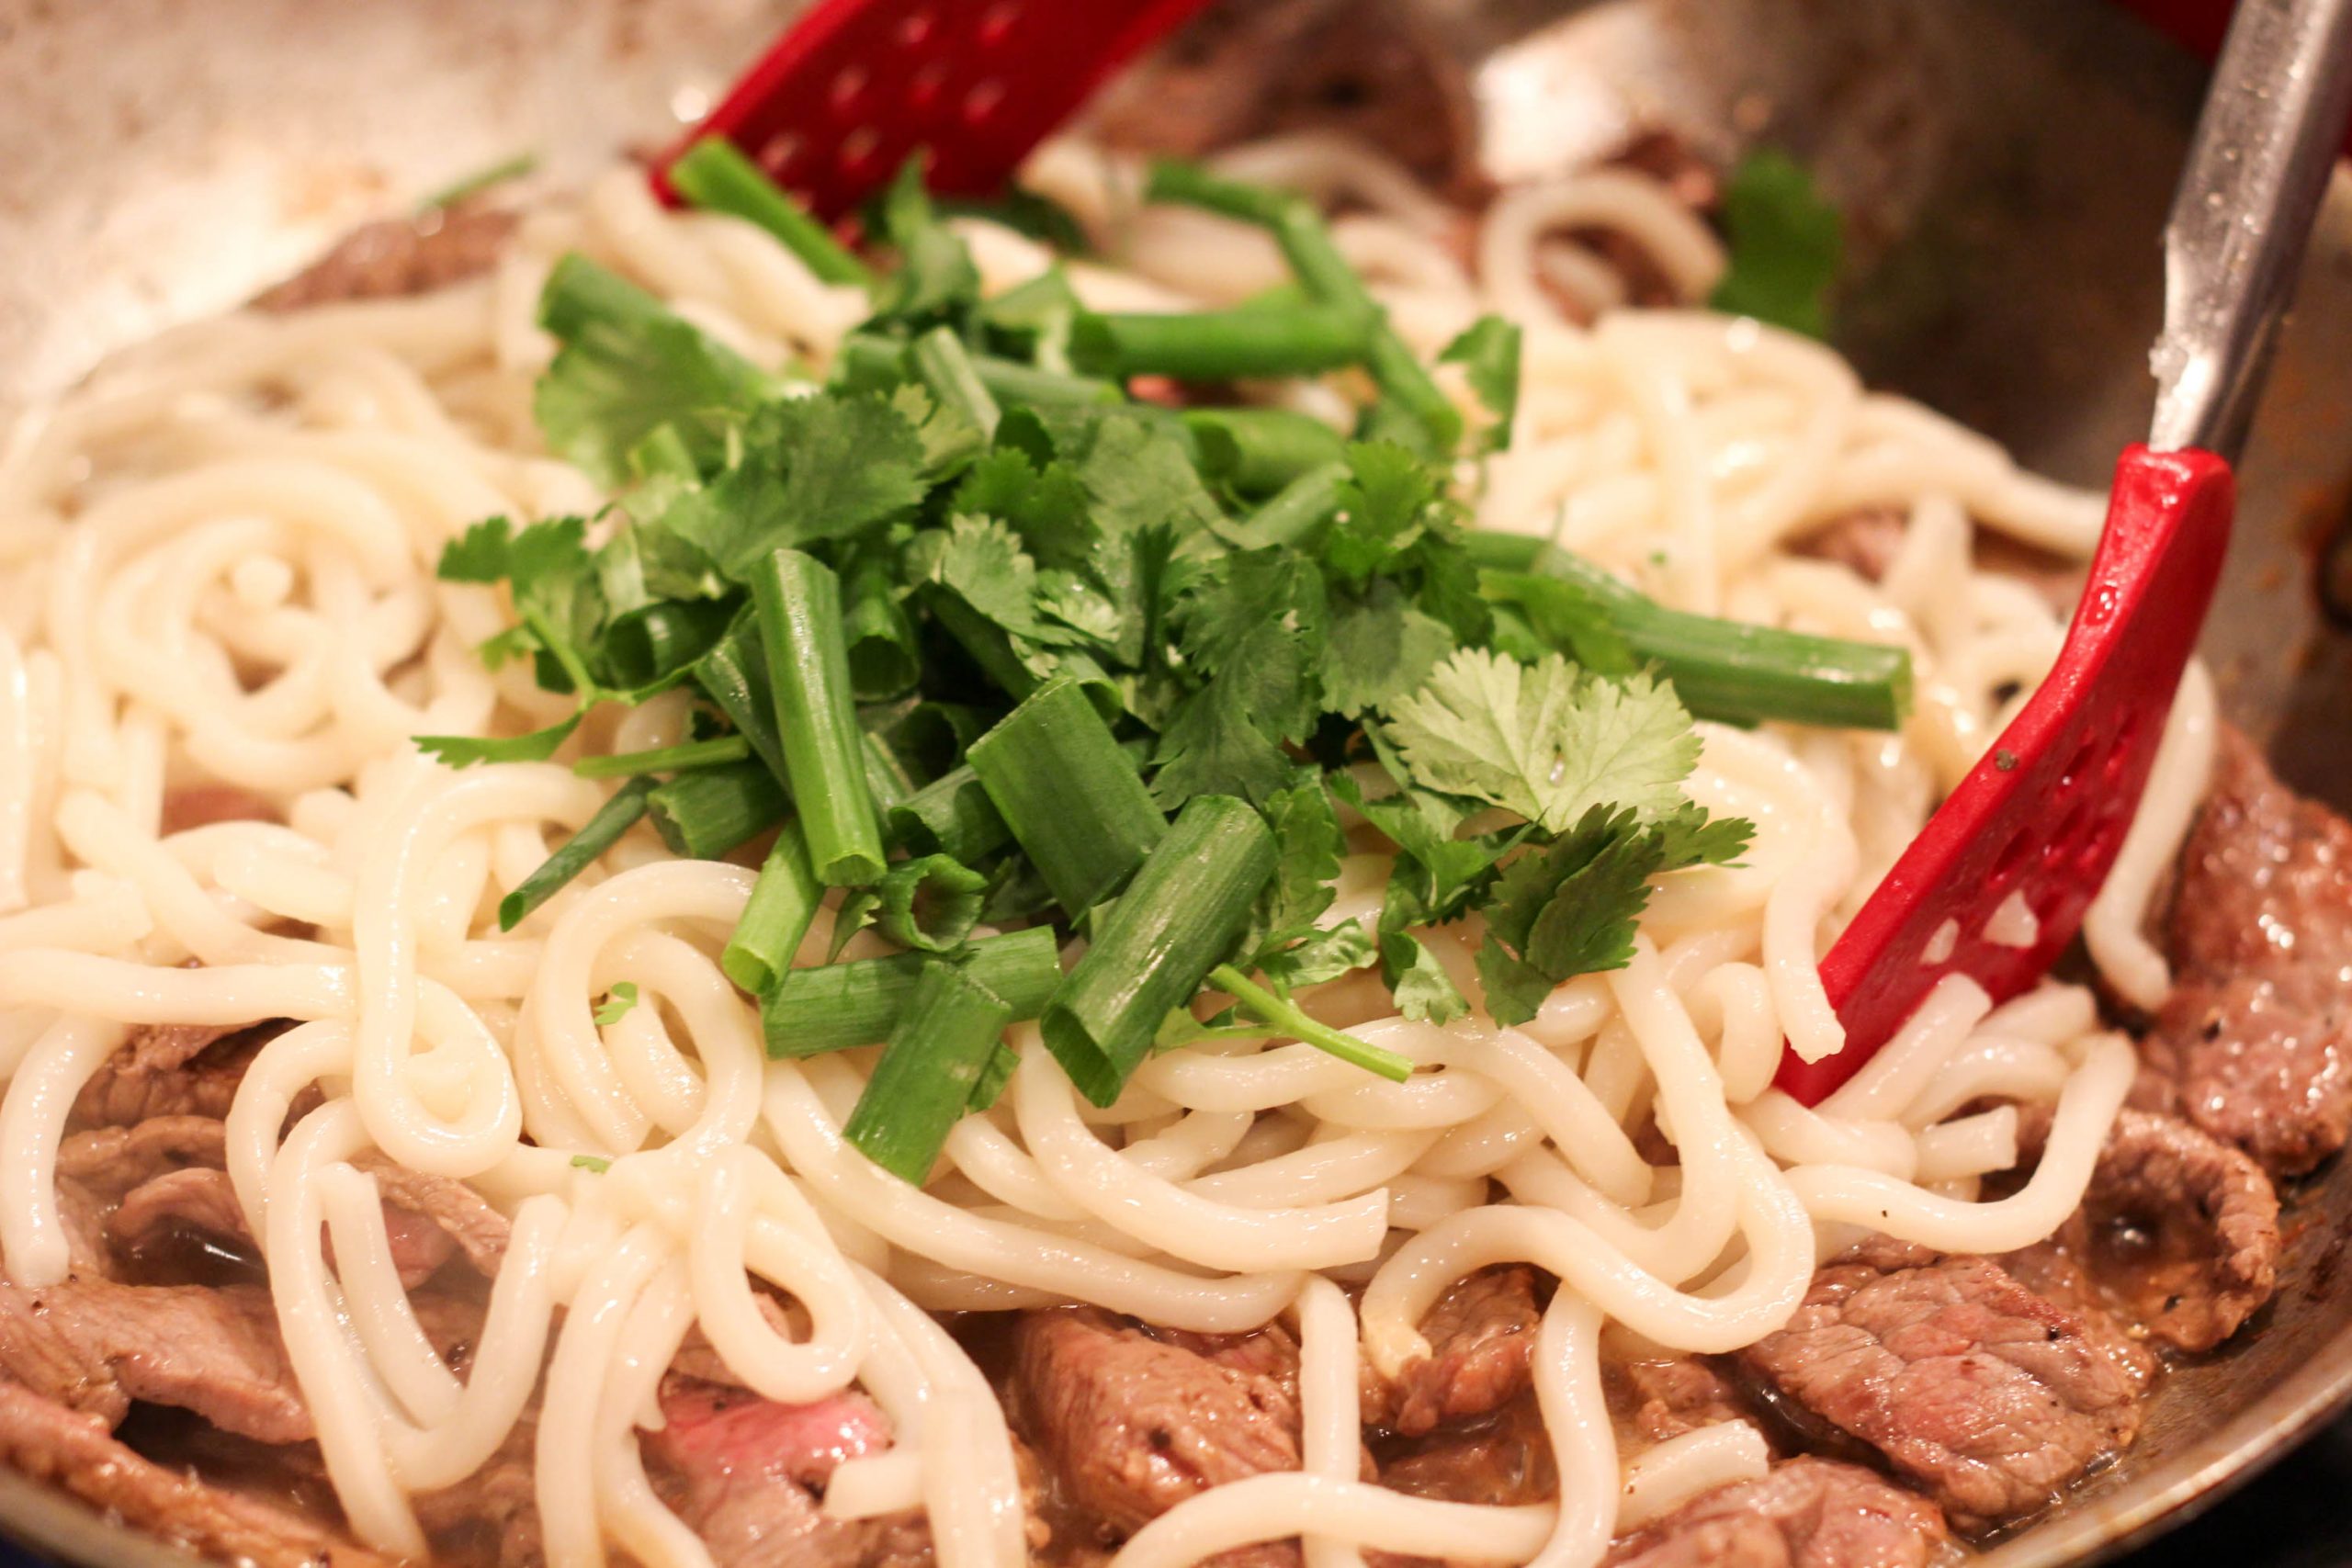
top-left (0, 131), bottom-right (2211, 1568)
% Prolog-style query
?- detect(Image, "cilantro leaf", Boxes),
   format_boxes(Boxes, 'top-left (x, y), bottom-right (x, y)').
top-left (533, 255), bottom-right (772, 487)
top-left (1385, 651), bottom-right (1702, 831)
top-left (1709, 148), bottom-right (1842, 341)
top-left (1261, 919), bottom-right (1377, 992)
top-left (1151, 550), bottom-right (1326, 807)
top-left (672, 391), bottom-right (928, 575)
top-left (415, 710), bottom-right (583, 769)
top-left (868, 160), bottom-right (982, 324)
top-left (1326, 441), bottom-right (1440, 586)
top-left (1440, 315), bottom-right (1522, 452)
top-left (1382, 931), bottom-right (1468, 1024)
top-left (1320, 579), bottom-right (1455, 718)
top-left (594, 982), bottom-right (640, 1026)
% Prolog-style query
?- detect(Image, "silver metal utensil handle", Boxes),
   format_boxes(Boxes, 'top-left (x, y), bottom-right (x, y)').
top-left (2149, 0), bottom-right (2352, 460)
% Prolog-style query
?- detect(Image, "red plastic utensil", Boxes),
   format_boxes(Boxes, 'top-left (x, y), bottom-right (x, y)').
top-left (1777, 0), bottom-right (2352, 1105)
top-left (648, 0), bottom-right (1216, 220)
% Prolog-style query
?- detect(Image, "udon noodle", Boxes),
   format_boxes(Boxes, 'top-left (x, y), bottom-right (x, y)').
top-left (0, 134), bottom-right (2210, 1568)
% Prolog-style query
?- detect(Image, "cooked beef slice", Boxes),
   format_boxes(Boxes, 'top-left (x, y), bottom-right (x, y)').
top-left (1737, 1239), bottom-right (2150, 1531)
top-left (2143, 727), bottom-right (2352, 1174)
top-left (53, 1176), bottom-right (119, 1282)
top-left (644, 1377), bottom-right (931, 1568)
top-left (1086, 0), bottom-right (1478, 195)
top-left (0, 1278), bottom-right (311, 1442)
top-left (160, 784), bottom-right (279, 834)
top-left (1792, 507), bottom-right (1908, 583)
top-left (2014, 1106), bottom-right (2279, 1352)
top-left (1602, 1457), bottom-right (1953, 1568)
top-left (1364, 1265), bottom-right (1541, 1436)
top-left (254, 209), bottom-right (517, 311)
top-left (56, 1114), bottom-right (229, 1197)
top-left (1376, 1388), bottom-right (1556, 1509)
top-left (109, 1168), bottom-right (261, 1264)
top-left (413, 1417), bottom-right (543, 1568)
top-left (71, 1022), bottom-right (278, 1128)
top-left (1608, 1351), bottom-right (1756, 1452)
top-left (0, 1382), bottom-right (391, 1568)
top-left (1012, 1305), bottom-right (1302, 1564)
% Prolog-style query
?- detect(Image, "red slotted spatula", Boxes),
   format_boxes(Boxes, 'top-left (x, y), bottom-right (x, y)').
top-left (1777, 0), bottom-right (2352, 1104)
top-left (648, 0), bottom-right (1216, 220)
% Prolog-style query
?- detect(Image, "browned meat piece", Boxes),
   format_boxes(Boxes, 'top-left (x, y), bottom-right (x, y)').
top-left (2014, 1107), bottom-right (2279, 1353)
top-left (1012, 1305), bottom-right (1302, 1564)
top-left (161, 784), bottom-right (279, 834)
top-left (644, 1377), bottom-right (930, 1568)
top-left (2143, 728), bottom-right (2352, 1175)
top-left (56, 1114), bottom-right (228, 1197)
top-left (1611, 1352), bottom-right (1755, 1451)
top-left (1792, 507), bottom-right (1908, 583)
top-left (53, 1177), bottom-right (119, 1281)
top-left (254, 208), bottom-right (516, 311)
top-left (1377, 1390), bottom-right (1556, 1508)
top-left (1603, 1457), bottom-right (1953, 1568)
top-left (1737, 1239), bottom-right (2151, 1531)
top-left (357, 1154), bottom-right (513, 1278)
top-left (0, 1382), bottom-right (391, 1568)
top-left (1365, 1265), bottom-right (1541, 1436)
top-left (413, 1416), bottom-right (543, 1568)
top-left (0, 1278), bottom-right (310, 1443)
top-left (71, 1022), bottom-right (280, 1128)
top-left (108, 1168), bottom-right (258, 1263)
top-left (1088, 0), bottom-right (1479, 197)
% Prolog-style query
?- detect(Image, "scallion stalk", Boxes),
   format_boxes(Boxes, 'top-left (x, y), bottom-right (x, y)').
top-left (721, 822), bottom-right (821, 995)
top-left (647, 760), bottom-right (790, 861)
top-left (910, 325), bottom-right (1001, 441)
top-left (1461, 532), bottom-right (1915, 730)
top-left (876, 853), bottom-right (988, 953)
top-left (967, 677), bottom-right (1167, 917)
top-left (763, 927), bottom-right (1064, 1055)
top-left (1039, 795), bottom-right (1273, 1106)
top-left (887, 765), bottom-right (1012, 863)
top-left (499, 777), bottom-right (656, 931)
top-left (693, 618), bottom-right (788, 781)
top-left (573, 735), bottom-right (750, 780)
top-left (1069, 306), bottom-right (1373, 381)
top-left (842, 547), bottom-right (921, 702)
top-left (667, 136), bottom-right (873, 289)
top-left (1183, 409), bottom-right (1349, 494)
top-left (842, 959), bottom-right (1014, 1183)
top-left (750, 549), bottom-right (886, 886)
top-left (1220, 459), bottom-right (1350, 550)
top-left (833, 333), bottom-right (1122, 408)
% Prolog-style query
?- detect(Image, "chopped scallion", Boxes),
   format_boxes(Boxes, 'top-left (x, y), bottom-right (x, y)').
top-left (667, 136), bottom-right (873, 288)
top-left (647, 760), bottom-right (789, 861)
top-left (967, 677), bottom-right (1167, 916)
top-left (721, 822), bottom-right (821, 995)
top-left (499, 776), bottom-right (656, 931)
top-left (887, 764), bottom-right (1012, 863)
top-left (876, 853), bottom-right (987, 953)
top-left (750, 549), bottom-right (887, 886)
top-left (1069, 305), bottom-right (1373, 381)
top-left (842, 959), bottom-right (1014, 1183)
top-left (572, 734), bottom-right (751, 779)
top-left (763, 927), bottom-right (1064, 1055)
top-left (1183, 409), bottom-right (1349, 495)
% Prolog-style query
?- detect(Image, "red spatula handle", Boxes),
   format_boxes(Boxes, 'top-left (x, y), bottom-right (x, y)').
top-left (650, 0), bottom-right (1216, 220)
top-left (1775, 446), bottom-right (2236, 1106)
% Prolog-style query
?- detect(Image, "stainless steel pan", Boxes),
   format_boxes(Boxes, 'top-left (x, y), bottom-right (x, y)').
top-left (3, 1), bottom-right (2349, 1562)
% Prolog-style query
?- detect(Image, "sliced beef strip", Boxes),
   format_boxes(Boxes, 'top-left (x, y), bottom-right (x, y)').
top-left (355, 1153), bottom-right (513, 1278)
top-left (1601, 1456), bottom-right (1954, 1568)
top-left (1087, 0), bottom-right (1480, 197)
top-left (643, 1376), bottom-right (931, 1568)
top-left (413, 1416), bottom-right (543, 1568)
top-left (1609, 1352), bottom-right (1756, 1452)
top-left (71, 1023), bottom-right (279, 1129)
top-left (1376, 1388), bottom-right (1556, 1510)
top-left (1011, 1305), bottom-right (1302, 1565)
top-left (2013, 1106), bottom-right (2279, 1353)
top-left (2143, 727), bottom-right (2352, 1175)
top-left (0, 1381), bottom-right (393, 1568)
top-left (161, 784), bottom-right (279, 834)
top-left (254, 208), bottom-right (517, 312)
top-left (1737, 1238), bottom-right (2151, 1532)
top-left (0, 1278), bottom-right (311, 1444)
top-left (1792, 507), bottom-right (1908, 583)
top-left (56, 1113), bottom-right (229, 1197)
top-left (53, 1176), bottom-right (119, 1282)
top-left (1365, 1265), bottom-right (1541, 1436)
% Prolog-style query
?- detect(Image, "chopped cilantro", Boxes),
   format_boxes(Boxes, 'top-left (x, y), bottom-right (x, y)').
top-left (593, 981), bottom-right (639, 1026)
top-left (1709, 148), bottom-right (1843, 341)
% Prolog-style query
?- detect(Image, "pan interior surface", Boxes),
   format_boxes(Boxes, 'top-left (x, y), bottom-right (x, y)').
top-left (3, 2), bottom-right (2350, 1564)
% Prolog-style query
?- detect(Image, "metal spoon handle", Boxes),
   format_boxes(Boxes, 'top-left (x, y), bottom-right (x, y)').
top-left (2149, 0), bottom-right (2352, 461)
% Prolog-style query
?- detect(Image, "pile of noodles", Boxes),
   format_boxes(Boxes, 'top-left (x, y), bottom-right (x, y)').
top-left (0, 133), bottom-right (2215, 1568)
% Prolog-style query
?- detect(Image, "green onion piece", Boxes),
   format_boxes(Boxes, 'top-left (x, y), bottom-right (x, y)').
top-left (1220, 459), bottom-right (1349, 550)
top-left (417, 151), bottom-right (539, 215)
top-left (538, 252), bottom-right (673, 338)
top-left (722, 822), bottom-right (821, 994)
top-left (833, 333), bottom-right (1123, 409)
top-left (967, 1043), bottom-right (1021, 1111)
top-left (602, 601), bottom-right (735, 690)
top-left (1461, 532), bottom-right (1915, 730)
top-left (910, 325), bottom-right (1001, 441)
top-left (692, 618), bottom-right (789, 781)
top-left (749, 549), bottom-right (886, 886)
top-left (763, 927), bottom-right (1064, 1055)
top-left (1069, 306), bottom-right (1373, 381)
top-left (861, 730), bottom-right (918, 814)
top-left (648, 761), bottom-right (789, 861)
top-left (499, 777), bottom-right (656, 931)
top-left (876, 854), bottom-right (988, 953)
top-left (967, 677), bottom-right (1167, 916)
top-left (573, 735), bottom-right (750, 780)
top-left (887, 765), bottom-right (1012, 863)
top-left (1206, 963), bottom-right (1411, 1081)
top-left (1183, 409), bottom-right (1349, 495)
top-left (1143, 160), bottom-right (1462, 450)
top-left (666, 136), bottom-right (873, 288)
top-left (842, 959), bottom-right (1014, 1183)
top-left (1040, 795), bottom-right (1274, 1106)
top-left (922, 592), bottom-right (1122, 716)
top-left (865, 700), bottom-right (998, 784)
top-left (842, 547), bottom-right (921, 702)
